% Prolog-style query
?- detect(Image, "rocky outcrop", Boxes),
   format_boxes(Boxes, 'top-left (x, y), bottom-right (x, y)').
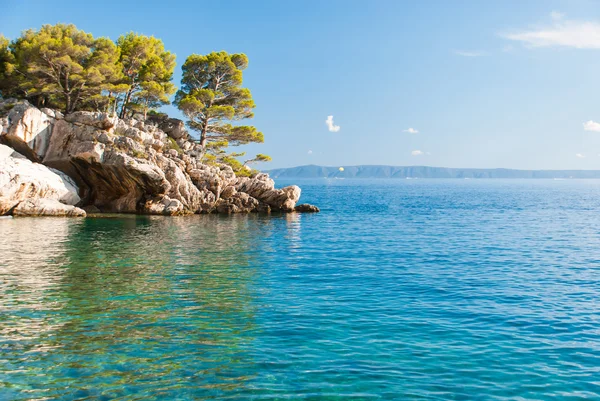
top-left (0, 144), bottom-right (85, 216)
top-left (235, 174), bottom-right (301, 211)
top-left (0, 100), bottom-right (318, 216)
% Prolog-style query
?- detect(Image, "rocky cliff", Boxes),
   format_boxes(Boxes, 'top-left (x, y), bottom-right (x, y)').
top-left (0, 100), bottom-right (318, 217)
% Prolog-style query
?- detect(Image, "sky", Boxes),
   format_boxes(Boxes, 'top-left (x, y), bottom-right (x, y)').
top-left (2, 0), bottom-right (600, 170)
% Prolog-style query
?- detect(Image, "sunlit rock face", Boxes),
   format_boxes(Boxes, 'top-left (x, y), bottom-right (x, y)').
top-left (0, 144), bottom-right (85, 216)
top-left (0, 100), bottom-right (317, 215)
top-left (0, 102), bottom-right (57, 161)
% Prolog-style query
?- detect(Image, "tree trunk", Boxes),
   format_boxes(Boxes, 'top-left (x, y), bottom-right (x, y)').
top-left (120, 88), bottom-right (133, 119)
top-left (65, 94), bottom-right (71, 115)
top-left (200, 124), bottom-right (207, 149)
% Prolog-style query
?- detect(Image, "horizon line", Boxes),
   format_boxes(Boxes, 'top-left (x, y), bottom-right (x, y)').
top-left (265, 164), bottom-right (600, 172)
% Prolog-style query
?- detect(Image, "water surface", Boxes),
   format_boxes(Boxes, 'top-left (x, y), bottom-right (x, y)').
top-left (2, 179), bottom-right (600, 399)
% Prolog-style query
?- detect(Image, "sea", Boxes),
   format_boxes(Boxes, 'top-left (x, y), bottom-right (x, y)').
top-left (1, 178), bottom-right (600, 400)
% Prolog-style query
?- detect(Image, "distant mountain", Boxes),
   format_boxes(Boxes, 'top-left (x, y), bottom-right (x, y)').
top-left (266, 165), bottom-right (600, 179)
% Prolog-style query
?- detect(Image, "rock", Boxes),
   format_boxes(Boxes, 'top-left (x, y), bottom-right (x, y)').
top-left (142, 195), bottom-right (187, 216)
top-left (236, 175), bottom-right (300, 211)
top-left (196, 189), bottom-right (218, 213)
top-left (235, 173), bottom-right (275, 198)
top-left (220, 186), bottom-right (237, 199)
top-left (0, 197), bottom-right (19, 215)
top-left (257, 202), bottom-right (271, 213)
top-left (96, 132), bottom-right (114, 145)
top-left (0, 144), bottom-right (81, 212)
top-left (12, 199), bottom-right (86, 217)
top-left (295, 204), bottom-right (320, 213)
top-left (114, 124), bottom-right (154, 145)
top-left (64, 111), bottom-right (117, 130)
top-left (40, 108), bottom-right (63, 119)
top-left (82, 205), bottom-right (101, 214)
top-left (0, 101), bottom-right (55, 161)
top-left (263, 185), bottom-right (301, 211)
top-left (215, 192), bottom-right (260, 214)
top-left (160, 118), bottom-right (187, 139)
top-left (146, 114), bottom-right (188, 140)
top-left (155, 154), bottom-right (203, 212)
top-left (42, 116), bottom-right (174, 213)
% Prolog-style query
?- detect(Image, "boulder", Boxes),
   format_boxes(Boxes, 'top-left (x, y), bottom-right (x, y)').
top-left (12, 199), bottom-right (86, 217)
top-left (142, 195), bottom-right (187, 216)
top-left (0, 101), bottom-right (55, 161)
top-left (0, 144), bottom-right (81, 210)
top-left (295, 204), bottom-right (320, 213)
top-left (159, 118), bottom-right (187, 139)
top-left (64, 111), bottom-right (117, 130)
top-left (146, 114), bottom-right (187, 140)
top-left (236, 174), bottom-right (301, 211)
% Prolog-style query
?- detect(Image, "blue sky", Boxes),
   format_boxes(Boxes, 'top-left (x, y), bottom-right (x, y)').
top-left (2, 0), bottom-right (600, 169)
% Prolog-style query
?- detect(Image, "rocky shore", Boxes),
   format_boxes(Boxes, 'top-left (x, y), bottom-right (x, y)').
top-left (0, 100), bottom-right (318, 217)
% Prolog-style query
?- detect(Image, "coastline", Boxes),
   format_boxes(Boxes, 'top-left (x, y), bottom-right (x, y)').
top-left (0, 100), bottom-right (318, 217)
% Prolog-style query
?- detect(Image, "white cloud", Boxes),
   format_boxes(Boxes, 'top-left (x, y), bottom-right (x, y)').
top-left (502, 16), bottom-right (600, 49)
top-left (583, 120), bottom-right (600, 132)
top-left (411, 150), bottom-right (424, 156)
top-left (576, 153), bottom-right (586, 158)
top-left (403, 128), bottom-right (419, 134)
top-left (325, 115), bottom-right (340, 132)
top-left (307, 150), bottom-right (313, 154)
top-left (454, 50), bottom-right (486, 57)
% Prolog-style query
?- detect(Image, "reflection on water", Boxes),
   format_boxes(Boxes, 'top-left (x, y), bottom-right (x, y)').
top-left (0, 215), bottom-right (290, 400)
top-left (0, 219), bottom-right (76, 354)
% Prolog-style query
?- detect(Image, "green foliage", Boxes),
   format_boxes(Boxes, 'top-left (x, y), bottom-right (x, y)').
top-left (174, 51), bottom-right (263, 160)
top-left (0, 25), bottom-right (176, 118)
top-left (131, 149), bottom-right (148, 159)
top-left (1, 24), bottom-right (122, 113)
top-left (0, 35), bottom-right (21, 99)
top-left (164, 137), bottom-right (183, 154)
top-left (244, 153), bottom-right (272, 166)
top-left (116, 33), bottom-right (176, 119)
top-left (200, 147), bottom-right (267, 177)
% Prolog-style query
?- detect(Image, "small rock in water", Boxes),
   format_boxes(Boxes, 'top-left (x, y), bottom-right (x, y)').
top-left (294, 204), bottom-right (320, 213)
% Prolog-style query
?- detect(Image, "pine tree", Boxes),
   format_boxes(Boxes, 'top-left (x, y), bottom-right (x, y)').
top-left (174, 52), bottom-right (264, 150)
top-left (4, 24), bottom-right (122, 113)
top-left (116, 32), bottom-right (175, 118)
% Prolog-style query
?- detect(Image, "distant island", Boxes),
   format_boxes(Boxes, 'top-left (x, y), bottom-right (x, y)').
top-left (267, 165), bottom-right (600, 179)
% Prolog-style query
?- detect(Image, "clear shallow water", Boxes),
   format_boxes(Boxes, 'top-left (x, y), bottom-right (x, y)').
top-left (2, 179), bottom-right (600, 400)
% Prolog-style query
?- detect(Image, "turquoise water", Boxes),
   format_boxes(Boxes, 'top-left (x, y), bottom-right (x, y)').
top-left (2, 179), bottom-right (600, 400)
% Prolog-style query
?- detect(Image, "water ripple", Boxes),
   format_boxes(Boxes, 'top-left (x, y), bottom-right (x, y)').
top-left (1, 179), bottom-right (600, 399)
